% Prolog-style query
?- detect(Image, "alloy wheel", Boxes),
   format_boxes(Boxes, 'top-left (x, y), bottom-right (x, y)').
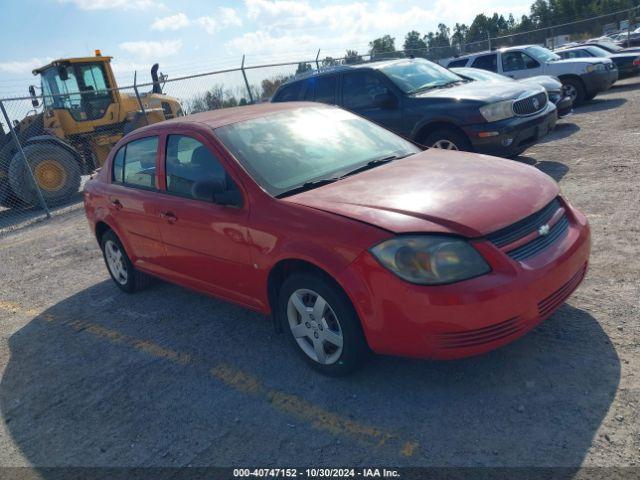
top-left (287, 289), bottom-right (344, 365)
top-left (432, 139), bottom-right (459, 150)
top-left (104, 240), bottom-right (128, 285)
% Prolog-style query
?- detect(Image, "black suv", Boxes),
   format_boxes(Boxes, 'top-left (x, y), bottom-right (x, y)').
top-left (272, 58), bottom-right (557, 157)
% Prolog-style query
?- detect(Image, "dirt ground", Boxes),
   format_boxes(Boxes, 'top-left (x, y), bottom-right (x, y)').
top-left (0, 77), bottom-right (638, 475)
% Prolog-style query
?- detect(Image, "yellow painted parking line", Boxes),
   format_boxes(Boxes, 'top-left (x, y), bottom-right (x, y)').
top-left (0, 299), bottom-right (419, 457)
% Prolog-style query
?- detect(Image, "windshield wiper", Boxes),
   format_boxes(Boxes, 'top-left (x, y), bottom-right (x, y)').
top-left (276, 177), bottom-right (340, 198)
top-left (338, 153), bottom-right (412, 179)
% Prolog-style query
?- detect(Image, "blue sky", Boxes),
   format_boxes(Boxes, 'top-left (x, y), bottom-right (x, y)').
top-left (0, 0), bottom-right (530, 97)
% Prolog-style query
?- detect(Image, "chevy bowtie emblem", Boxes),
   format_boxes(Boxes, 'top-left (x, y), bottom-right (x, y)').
top-left (538, 224), bottom-right (551, 236)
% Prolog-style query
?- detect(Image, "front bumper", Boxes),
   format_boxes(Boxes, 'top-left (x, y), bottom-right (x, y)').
top-left (582, 69), bottom-right (618, 96)
top-left (549, 92), bottom-right (573, 117)
top-left (339, 199), bottom-right (591, 360)
top-left (464, 103), bottom-right (557, 157)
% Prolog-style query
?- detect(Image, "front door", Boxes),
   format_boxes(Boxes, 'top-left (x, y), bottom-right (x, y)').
top-left (340, 70), bottom-right (404, 134)
top-left (500, 50), bottom-right (544, 79)
top-left (154, 133), bottom-right (256, 308)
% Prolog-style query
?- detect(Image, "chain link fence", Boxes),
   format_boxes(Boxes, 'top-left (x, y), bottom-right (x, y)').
top-left (1, 6), bottom-right (638, 235)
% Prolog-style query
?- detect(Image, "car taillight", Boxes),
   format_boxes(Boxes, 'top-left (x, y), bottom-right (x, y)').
top-left (634, 58), bottom-right (640, 66)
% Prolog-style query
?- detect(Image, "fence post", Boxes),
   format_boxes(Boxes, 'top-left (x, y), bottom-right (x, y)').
top-left (240, 55), bottom-right (254, 104)
top-left (550, 27), bottom-right (555, 49)
top-left (0, 100), bottom-right (50, 217)
top-left (133, 71), bottom-right (149, 125)
top-left (487, 32), bottom-right (492, 50)
top-left (315, 49), bottom-right (321, 71)
top-left (628, 8), bottom-right (632, 48)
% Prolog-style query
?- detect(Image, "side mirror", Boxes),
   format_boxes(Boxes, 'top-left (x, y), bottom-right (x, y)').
top-left (192, 178), bottom-right (227, 202)
top-left (28, 85), bottom-right (39, 108)
top-left (373, 91), bottom-right (397, 109)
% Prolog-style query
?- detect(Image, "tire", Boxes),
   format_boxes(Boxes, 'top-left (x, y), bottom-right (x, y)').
top-left (100, 229), bottom-right (154, 293)
top-left (562, 78), bottom-right (586, 106)
top-left (8, 142), bottom-right (81, 207)
top-left (278, 272), bottom-right (369, 376)
top-left (422, 128), bottom-right (472, 152)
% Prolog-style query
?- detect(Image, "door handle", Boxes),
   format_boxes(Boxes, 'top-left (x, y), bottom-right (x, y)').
top-left (110, 199), bottom-right (123, 210)
top-left (160, 211), bottom-right (178, 224)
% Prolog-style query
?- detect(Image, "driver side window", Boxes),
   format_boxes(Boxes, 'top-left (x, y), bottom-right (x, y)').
top-left (502, 51), bottom-right (540, 72)
top-left (342, 71), bottom-right (392, 109)
top-left (165, 135), bottom-right (239, 205)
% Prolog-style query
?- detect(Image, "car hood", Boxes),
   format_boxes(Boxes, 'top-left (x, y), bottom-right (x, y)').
top-left (413, 80), bottom-right (539, 103)
top-left (283, 150), bottom-right (559, 237)
top-left (519, 75), bottom-right (562, 91)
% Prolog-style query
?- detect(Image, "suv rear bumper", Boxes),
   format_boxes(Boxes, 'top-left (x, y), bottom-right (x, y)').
top-left (464, 103), bottom-right (557, 158)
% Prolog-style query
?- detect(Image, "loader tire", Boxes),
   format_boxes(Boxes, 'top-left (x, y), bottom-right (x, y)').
top-left (9, 143), bottom-right (81, 207)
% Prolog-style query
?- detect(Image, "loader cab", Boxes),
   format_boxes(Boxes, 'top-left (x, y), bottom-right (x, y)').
top-left (35, 54), bottom-right (117, 122)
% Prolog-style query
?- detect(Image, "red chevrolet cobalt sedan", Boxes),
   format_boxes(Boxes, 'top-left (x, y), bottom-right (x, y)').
top-left (83, 103), bottom-right (590, 375)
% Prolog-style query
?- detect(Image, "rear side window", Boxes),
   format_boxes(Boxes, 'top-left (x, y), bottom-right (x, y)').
top-left (448, 59), bottom-right (469, 68)
top-left (471, 54), bottom-right (498, 72)
top-left (122, 136), bottom-right (158, 189)
top-left (315, 75), bottom-right (337, 104)
top-left (273, 82), bottom-right (304, 102)
top-left (165, 134), bottom-right (238, 204)
top-left (112, 146), bottom-right (125, 183)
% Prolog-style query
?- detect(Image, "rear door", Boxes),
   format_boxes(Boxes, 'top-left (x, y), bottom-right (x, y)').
top-left (108, 136), bottom-right (165, 271)
top-left (153, 131), bottom-right (257, 308)
top-left (339, 69), bottom-right (403, 134)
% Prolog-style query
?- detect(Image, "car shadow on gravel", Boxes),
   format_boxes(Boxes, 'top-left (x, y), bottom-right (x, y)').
top-left (516, 156), bottom-right (569, 182)
top-left (0, 280), bottom-right (619, 470)
top-left (574, 98), bottom-right (626, 113)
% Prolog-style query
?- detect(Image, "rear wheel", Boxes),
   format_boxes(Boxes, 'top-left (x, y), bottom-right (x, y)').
top-left (562, 78), bottom-right (586, 106)
top-left (8, 143), bottom-right (81, 207)
top-left (278, 272), bottom-right (369, 376)
top-left (100, 230), bottom-right (154, 293)
top-left (422, 128), bottom-right (472, 152)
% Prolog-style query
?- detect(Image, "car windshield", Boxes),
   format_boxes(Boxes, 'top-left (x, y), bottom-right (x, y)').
top-left (525, 45), bottom-right (561, 62)
top-left (214, 107), bottom-right (420, 197)
top-left (380, 59), bottom-right (464, 93)
top-left (585, 46), bottom-right (611, 57)
top-left (451, 67), bottom-right (510, 82)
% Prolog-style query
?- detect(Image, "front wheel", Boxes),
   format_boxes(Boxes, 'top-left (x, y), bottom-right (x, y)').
top-left (279, 273), bottom-right (369, 376)
top-left (562, 78), bottom-right (586, 106)
top-left (422, 128), bottom-right (472, 152)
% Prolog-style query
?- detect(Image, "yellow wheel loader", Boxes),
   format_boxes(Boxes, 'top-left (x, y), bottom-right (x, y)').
top-left (0, 51), bottom-right (183, 207)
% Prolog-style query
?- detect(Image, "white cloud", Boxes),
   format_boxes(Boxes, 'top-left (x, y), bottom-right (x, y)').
top-left (119, 40), bottom-right (182, 59)
top-left (196, 7), bottom-right (242, 34)
top-left (230, 0), bottom-right (530, 56)
top-left (0, 58), bottom-right (47, 75)
top-left (58, 0), bottom-right (160, 10)
top-left (151, 12), bottom-right (190, 31)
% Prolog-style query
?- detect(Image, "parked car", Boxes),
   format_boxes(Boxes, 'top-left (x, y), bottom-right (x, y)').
top-left (450, 67), bottom-right (573, 117)
top-left (445, 45), bottom-right (618, 105)
top-left (555, 45), bottom-right (640, 77)
top-left (272, 58), bottom-right (557, 157)
top-left (83, 103), bottom-right (591, 375)
top-left (581, 40), bottom-right (640, 55)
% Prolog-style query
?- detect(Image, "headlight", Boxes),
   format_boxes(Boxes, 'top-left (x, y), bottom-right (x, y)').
top-left (369, 236), bottom-right (491, 285)
top-left (479, 100), bottom-right (514, 122)
top-left (585, 63), bottom-right (606, 73)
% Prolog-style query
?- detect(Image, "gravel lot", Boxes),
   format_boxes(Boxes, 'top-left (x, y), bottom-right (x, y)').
top-left (0, 77), bottom-right (638, 474)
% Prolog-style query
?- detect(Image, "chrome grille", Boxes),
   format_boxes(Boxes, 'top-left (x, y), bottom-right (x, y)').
top-left (508, 215), bottom-right (569, 261)
top-left (513, 92), bottom-right (547, 116)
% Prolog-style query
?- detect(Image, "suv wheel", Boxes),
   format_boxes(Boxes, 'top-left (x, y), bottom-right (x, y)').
top-left (423, 128), bottom-right (472, 152)
top-left (278, 272), bottom-right (369, 376)
top-left (562, 78), bottom-right (586, 106)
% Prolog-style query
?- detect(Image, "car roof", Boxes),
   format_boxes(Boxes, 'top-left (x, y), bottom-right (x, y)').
top-left (455, 45), bottom-right (540, 59)
top-left (133, 102), bottom-right (324, 133)
top-left (281, 58), bottom-right (425, 85)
